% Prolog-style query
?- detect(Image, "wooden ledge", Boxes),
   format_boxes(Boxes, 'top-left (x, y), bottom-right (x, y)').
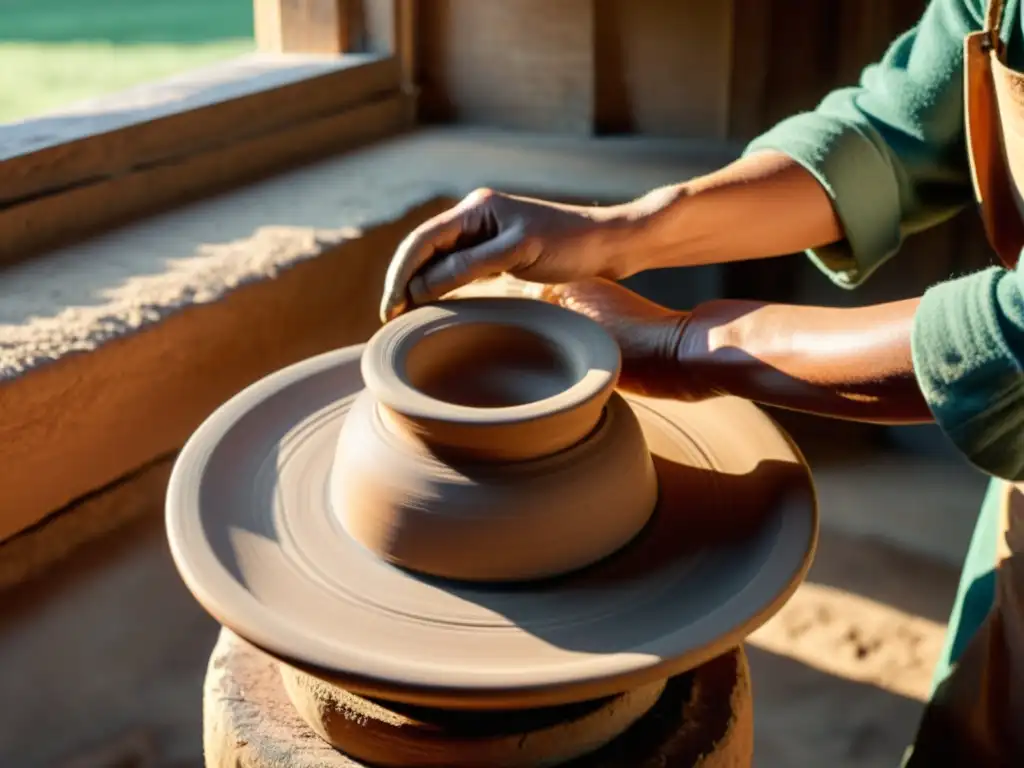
top-left (0, 127), bottom-right (735, 548)
top-left (0, 53), bottom-right (393, 173)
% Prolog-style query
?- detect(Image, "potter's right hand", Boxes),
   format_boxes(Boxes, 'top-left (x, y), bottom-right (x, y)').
top-left (539, 279), bottom-right (718, 401)
top-left (379, 189), bottom-right (637, 322)
top-left (449, 275), bottom-right (718, 402)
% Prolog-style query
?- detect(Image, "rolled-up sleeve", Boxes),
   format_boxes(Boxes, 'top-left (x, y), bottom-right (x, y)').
top-left (912, 260), bottom-right (1024, 481)
top-left (745, 0), bottom-right (982, 288)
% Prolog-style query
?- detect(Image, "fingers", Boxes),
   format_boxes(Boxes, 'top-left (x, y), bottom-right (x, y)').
top-left (379, 208), bottom-right (473, 322)
top-left (380, 189), bottom-right (503, 322)
top-left (406, 224), bottom-right (525, 309)
top-left (443, 273), bottom-right (546, 302)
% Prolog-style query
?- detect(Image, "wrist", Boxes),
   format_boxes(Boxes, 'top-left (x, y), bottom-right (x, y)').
top-left (671, 300), bottom-right (750, 400)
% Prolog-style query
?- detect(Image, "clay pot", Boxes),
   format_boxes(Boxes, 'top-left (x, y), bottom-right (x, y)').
top-left (330, 298), bottom-right (659, 583)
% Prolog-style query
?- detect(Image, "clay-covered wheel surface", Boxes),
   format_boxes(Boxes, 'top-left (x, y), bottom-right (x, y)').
top-left (167, 346), bottom-right (817, 710)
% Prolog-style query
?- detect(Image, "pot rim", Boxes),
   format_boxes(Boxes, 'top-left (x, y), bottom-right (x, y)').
top-left (361, 297), bottom-right (622, 428)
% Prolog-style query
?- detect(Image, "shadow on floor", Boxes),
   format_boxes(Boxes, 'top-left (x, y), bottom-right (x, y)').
top-left (807, 528), bottom-right (960, 625)
top-left (0, 513), bottom-right (220, 768)
top-left (749, 645), bottom-right (922, 768)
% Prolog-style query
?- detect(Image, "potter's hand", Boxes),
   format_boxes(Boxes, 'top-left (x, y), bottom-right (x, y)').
top-left (450, 275), bottom-right (934, 424)
top-left (554, 284), bottom-right (930, 423)
top-left (448, 275), bottom-right (714, 401)
top-left (540, 280), bottom-right (731, 401)
top-left (380, 189), bottom-right (635, 322)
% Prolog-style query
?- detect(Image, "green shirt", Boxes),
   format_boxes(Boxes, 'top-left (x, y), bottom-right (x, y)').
top-left (744, 0), bottom-right (1024, 689)
top-left (747, 0), bottom-right (1024, 484)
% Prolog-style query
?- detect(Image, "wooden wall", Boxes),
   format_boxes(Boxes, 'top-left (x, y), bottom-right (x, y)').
top-left (415, 0), bottom-right (596, 133)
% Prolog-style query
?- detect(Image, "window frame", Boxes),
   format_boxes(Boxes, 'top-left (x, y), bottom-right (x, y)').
top-left (0, 0), bottom-right (415, 265)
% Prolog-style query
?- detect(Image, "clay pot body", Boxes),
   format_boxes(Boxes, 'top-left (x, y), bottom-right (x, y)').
top-left (331, 298), bottom-right (660, 582)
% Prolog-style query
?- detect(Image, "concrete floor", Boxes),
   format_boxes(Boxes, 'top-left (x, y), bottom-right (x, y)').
top-left (749, 527), bottom-right (960, 766)
top-left (0, 439), bottom-right (984, 768)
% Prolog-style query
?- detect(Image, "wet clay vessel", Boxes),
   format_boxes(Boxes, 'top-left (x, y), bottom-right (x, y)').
top-left (333, 299), bottom-right (658, 581)
top-left (166, 296), bottom-right (818, 712)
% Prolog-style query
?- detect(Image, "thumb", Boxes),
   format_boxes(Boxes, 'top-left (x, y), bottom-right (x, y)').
top-left (379, 195), bottom-right (496, 322)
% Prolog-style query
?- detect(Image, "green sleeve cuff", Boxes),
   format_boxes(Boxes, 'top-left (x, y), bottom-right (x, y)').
top-left (911, 266), bottom-right (1024, 482)
top-left (744, 107), bottom-right (904, 290)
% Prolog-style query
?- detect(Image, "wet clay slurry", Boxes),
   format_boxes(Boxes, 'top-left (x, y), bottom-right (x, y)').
top-left (166, 294), bottom-right (818, 711)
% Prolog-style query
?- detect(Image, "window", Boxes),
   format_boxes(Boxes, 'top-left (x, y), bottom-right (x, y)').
top-left (0, 0), bottom-right (414, 265)
top-left (1, 0), bottom-right (256, 123)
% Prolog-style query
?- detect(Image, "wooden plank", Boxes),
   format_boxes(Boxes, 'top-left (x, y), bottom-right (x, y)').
top-left (348, 0), bottom-right (418, 122)
top-left (255, 0), bottom-right (352, 54)
top-left (0, 458), bottom-right (173, 593)
top-left (592, 0), bottom-right (735, 138)
top-left (358, 0), bottom-right (397, 54)
top-left (726, 0), bottom-right (771, 142)
top-left (416, 0), bottom-right (595, 134)
top-left (0, 54), bottom-right (400, 208)
top-left (0, 94), bottom-right (413, 266)
top-left (396, 0), bottom-right (416, 90)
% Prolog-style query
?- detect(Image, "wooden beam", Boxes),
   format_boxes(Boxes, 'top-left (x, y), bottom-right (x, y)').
top-left (0, 93), bottom-right (412, 266)
top-left (0, 56), bottom-right (400, 209)
top-left (396, 0), bottom-right (416, 91)
top-left (416, 0), bottom-right (596, 134)
top-left (359, 0), bottom-right (397, 54)
top-left (255, 0), bottom-right (352, 54)
top-left (0, 56), bottom-right (406, 263)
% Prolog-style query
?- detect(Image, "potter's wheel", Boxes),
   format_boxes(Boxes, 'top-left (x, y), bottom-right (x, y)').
top-left (167, 299), bottom-right (817, 712)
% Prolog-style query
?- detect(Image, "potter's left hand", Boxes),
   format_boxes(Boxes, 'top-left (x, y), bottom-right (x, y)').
top-left (447, 276), bottom-right (717, 401)
top-left (449, 275), bottom-right (933, 423)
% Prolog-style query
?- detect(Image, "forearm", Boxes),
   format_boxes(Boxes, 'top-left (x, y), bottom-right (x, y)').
top-left (612, 150), bottom-right (846, 273)
top-left (684, 297), bottom-right (934, 424)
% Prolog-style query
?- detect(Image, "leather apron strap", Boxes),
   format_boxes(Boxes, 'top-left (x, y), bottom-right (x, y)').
top-left (988, 0), bottom-right (1009, 36)
top-left (964, 0), bottom-right (1024, 267)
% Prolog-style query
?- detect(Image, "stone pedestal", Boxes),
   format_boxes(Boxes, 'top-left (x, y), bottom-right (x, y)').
top-left (203, 628), bottom-right (753, 767)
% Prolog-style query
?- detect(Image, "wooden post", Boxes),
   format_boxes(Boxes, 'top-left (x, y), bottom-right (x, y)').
top-left (255, 0), bottom-right (352, 54)
top-left (397, 0), bottom-right (415, 88)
